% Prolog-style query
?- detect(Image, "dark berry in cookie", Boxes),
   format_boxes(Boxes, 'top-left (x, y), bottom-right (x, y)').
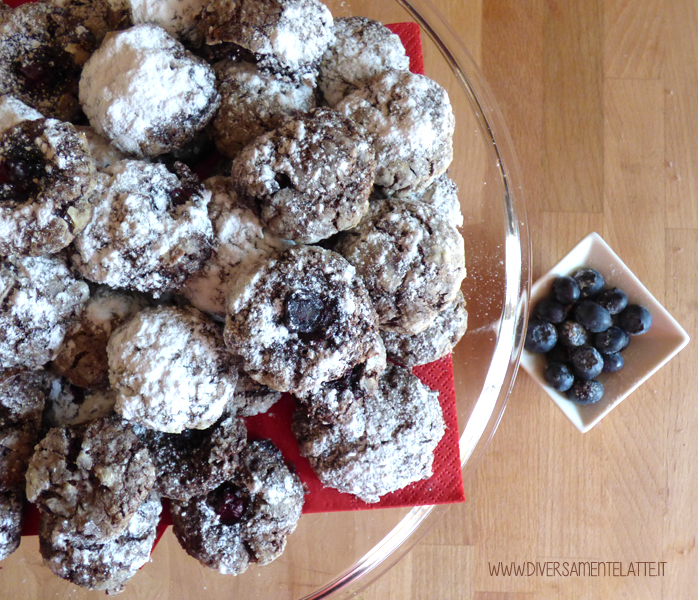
top-left (284, 290), bottom-right (326, 334)
top-left (617, 304), bottom-right (652, 335)
top-left (524, 319), bottom-right (557, 353)
top-left (207, 482), bottom-right (250, 527)
top-left (574, 300), bottom-right (612, 333)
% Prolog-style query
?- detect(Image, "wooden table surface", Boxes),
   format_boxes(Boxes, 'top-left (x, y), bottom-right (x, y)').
top-left (359, 1), bottom-right (698, 599)
top-left (3, 1), bottom-right (697, 600)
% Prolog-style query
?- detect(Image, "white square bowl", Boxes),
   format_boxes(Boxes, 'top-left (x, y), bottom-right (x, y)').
top-left (520, 232), bottom-right (690, 432)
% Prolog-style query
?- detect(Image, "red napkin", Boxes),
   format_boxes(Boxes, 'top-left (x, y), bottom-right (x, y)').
top-left (20, 22), bottom-right (465, 539)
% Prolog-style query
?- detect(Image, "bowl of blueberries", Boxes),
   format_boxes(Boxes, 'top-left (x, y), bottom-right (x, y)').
top-left (521, 232), bottom-right (690, 433)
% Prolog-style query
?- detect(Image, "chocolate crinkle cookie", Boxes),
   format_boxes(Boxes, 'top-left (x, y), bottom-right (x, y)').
top-left (334, 198), bottom-right (466, 335)
top-left (336, 69), bottom-right (455, 197)
top-left (381, 290), bottom-right (468, 367)
top-left (0, 368), bottom-right (52, 493)
top-left (0, 2), bottom-right (96, 122)
top-left (232, 368), bottom-right (282, 417)
top-left (0, 491), bottom-right (23, 561)
top-left (52, 286), bottom-right (149, 390)
top-left (379, 171), bottom-right (464, 228)
top-left (42, 379), bottom-right (117, 429)
top-left (128, 0), bottom-right (204, 46)
top-left (25, 415), bottom-right (156, 541)
top-left (108, 305), bottom-right (240, 433)
top-left (75, 125), bottom-right (127, 171)
top-left (0, 254), bottom-right (90, 370)
top-left (79, 23), bottom-right (220, 157)
top-left (198, 0), bottom-right (333, 79)
top-left (211, 59), bottom-right (316, 158)
top-left (0, 118), bottom-right (95, 256)
top-left (295, 331), bottom-right (386, 425)
top-left (318, 16), bottom-right (410, 107)
top-left (181, 176), bottom-right (290, 320)
top-left (71, 160), bottom-right (213, 296)
top-left (171, 439), bottom-right (304, 575)
top-left (231, 107), bottom-right (376, 243)
top-left (293, 364), bottom-right (446, 503)
top-left (39, 491), bottom-right (161, 595)
top-left (0, 94), bottom-right (42, 135)
top-left (50, 0), bottom-right (132, 42)
top-left (224, 245), bottom-right (381, 395)
top-left (132, 414), bottom-right (247, 501)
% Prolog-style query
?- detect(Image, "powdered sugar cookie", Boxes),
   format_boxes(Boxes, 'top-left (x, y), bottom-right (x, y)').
top-left (39, 491), bottom-right (161, 594)
top-left (52, 286), bottom-right (148, 390)
top-left (0, 94), bottom-right (42, 135)
top-left (377, 171), bottom-right (463, 228)
top-left (381, 290), bottom-right (468, 367)
top-left (75, 126), bottom-right (127, 171)
top-left (0, 491), bottom-right (23, 561)
top-left (231, 107), bottom-right (375, 243)
top-left (0, 2), bottom-right (96, 122)
top-left (0, 254), bottom-right (90, 370)
top-left (128, 0), bottom-right (205, 45)
top-left (133, 414), bottom-right (247, 500)
top-left (171, 439), bottom-right (304, 575)
top-left (50, 0), bottom-right (131, 41)
top-left (108, 305), bottom-right (238, 433)
top-left (181, 176), bottom-right (290, 320)
top-left (211, 60), bottom-right (315, 158)
top-left (0, 118), bottom-right (95, 256)
top-left (296, 330), bottom-right (386, 425)
top-left (318, 17), bottom-right (409, 107)
top-left (334, 198), bottom-right (466, 334)
top-left (26, 416), bottom-right (156, 540)
top-left (336, 69), bottom-right (455, 196)
top-left (71, 160), bottom-right (213, 296)
top-left (198, 0), bottom-right (333, 79)
top-left (224, 245), bottom-right (381, 395)
top-left (79, 23), bottom-right (219, 157)
top-left (293, 364), bottom-right (445, 503)
top-left (233, 368), bottom-right (282, 417)
top-left (43, 382), bottom-right (117, 428)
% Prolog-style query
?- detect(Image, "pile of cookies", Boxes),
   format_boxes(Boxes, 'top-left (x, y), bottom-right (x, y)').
top-left (0, 0), bottom-right (468, 593)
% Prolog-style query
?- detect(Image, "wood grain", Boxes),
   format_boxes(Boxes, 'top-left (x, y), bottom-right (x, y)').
top-left (2, 1), bottom-right (697, 599)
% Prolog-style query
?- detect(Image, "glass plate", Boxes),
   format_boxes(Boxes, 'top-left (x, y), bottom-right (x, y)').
top-left (1, 0), bottom-right (530, 598)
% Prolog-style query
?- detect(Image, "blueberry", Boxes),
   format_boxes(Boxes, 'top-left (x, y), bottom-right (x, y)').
top-left (557, 320), bottom-right (588, 348)
top-left (567, 379), bottom-right (604, 404)
top-left (573, 268), bottom-right (605, 299)
top-left (596, 287), bottom-right (628, 315)
top-left (617, 304), bottom-right (652, 335)
top-left (524, 319), bottom-right (558, 353)
top-left (284, 290), bottom-right (325, 333)
top-left (546, 343), bottom-right (571, 364)
top-left (552, 276), bottom-right (580, 304)
top-left (534, 298), bottom-right (567, 324)
top-left (544, 362), bottom-right (574, 392)
top-left (594, 326), bottom-right (630, 354)
top-left (571, 346), bottom-right (604, 380)
top-left (602, 352), bottom-right (624, 373)
top-left (574, 300), bottom-right (612, 333)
